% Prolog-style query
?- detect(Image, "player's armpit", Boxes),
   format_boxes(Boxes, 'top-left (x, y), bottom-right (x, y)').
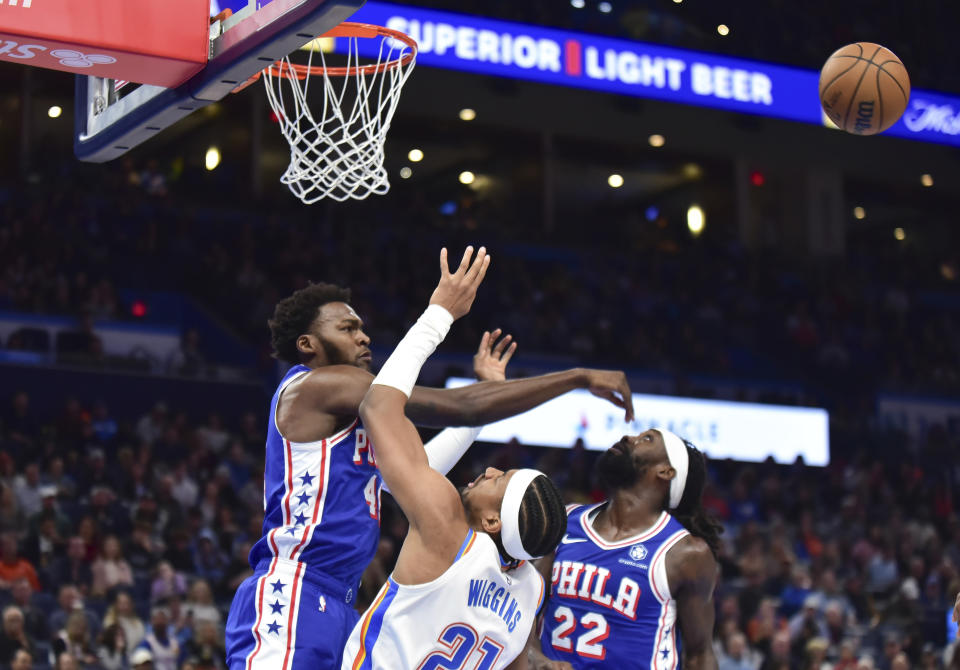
top-left (359, 387), bottom-right (466, 543)
top-left (670, 537), bottom-right (719, 670)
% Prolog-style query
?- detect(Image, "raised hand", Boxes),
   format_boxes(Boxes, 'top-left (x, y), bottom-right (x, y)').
top-left (582, 368), bottom-right (635, 422)
top-left (429, 246), bottom-right (490, 320)
top-left (473, 329), bottom-right (517, 382)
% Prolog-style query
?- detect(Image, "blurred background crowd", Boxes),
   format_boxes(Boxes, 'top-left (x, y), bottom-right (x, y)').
top-left (0, 157), bottom-right (958, 670)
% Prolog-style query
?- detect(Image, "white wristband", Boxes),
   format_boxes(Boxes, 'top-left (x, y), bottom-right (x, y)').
top-left (371, 304), bottom-right (454, 397)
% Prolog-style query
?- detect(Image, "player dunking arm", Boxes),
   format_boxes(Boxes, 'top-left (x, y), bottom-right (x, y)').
top-left (225, 246), bottom-right (636, 670)
top-left (342, 246), bottom-right (623, 670)
top-left (527, 430), bottom-right (722, 670)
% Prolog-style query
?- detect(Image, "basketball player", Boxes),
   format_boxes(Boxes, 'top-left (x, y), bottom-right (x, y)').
top-left (529, 429), bottom-right (722, 670)
top-left (225, 246), bottom-right (635, 670)
top-left (342, 245), bottom-right (574, 670)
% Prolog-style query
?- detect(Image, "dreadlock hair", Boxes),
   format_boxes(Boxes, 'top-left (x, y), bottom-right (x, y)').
top-left (510, 475), bottom-right (567, 560)
top-left (268, 283), bottom-right (352, 365)
top-left (671, 442), bottom-right (724, 559)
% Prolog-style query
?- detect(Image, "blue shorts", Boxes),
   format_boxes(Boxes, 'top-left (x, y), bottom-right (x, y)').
top-left (225, 558), bottom-right (361, 670)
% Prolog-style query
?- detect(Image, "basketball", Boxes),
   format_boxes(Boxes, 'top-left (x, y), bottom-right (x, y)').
top-left (818, 42), bottom-right (911, 135)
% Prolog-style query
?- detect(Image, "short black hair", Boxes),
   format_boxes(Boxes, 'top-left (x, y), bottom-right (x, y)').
top-left (268, 283), bottom-right (352, 365)
top-left (514, 475), bottom-right (566, 559)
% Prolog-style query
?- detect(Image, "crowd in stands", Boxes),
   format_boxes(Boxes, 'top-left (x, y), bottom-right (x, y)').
top-left (0, 384), bottom-right (957, 670)
top-left (2, 169), bottom-right (959, 413)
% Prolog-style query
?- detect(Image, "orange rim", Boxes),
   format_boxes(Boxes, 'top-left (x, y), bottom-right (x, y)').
top-left (271, 22), bottom-right (415, 78)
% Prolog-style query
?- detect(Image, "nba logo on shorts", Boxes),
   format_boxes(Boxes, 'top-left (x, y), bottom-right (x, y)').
top-left (629, 544), bottom-right (647, 561)
top-left (318, 595), bottom-right (327, 612)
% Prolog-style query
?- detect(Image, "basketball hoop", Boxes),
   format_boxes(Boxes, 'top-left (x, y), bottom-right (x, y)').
top-left (241, 23), bottom-right (416, 204)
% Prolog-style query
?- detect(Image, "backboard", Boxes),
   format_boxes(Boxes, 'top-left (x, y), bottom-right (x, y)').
top-left (72, 0), bottom-right (363, 162)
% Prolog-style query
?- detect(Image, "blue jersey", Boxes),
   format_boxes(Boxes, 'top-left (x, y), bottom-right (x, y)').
top-left (540, 503), bottom-right (690, 669)
top-left (249, 364), bottom-right (382, 590)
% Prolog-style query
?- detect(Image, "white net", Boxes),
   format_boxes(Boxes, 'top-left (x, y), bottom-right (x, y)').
top-left (262, 28), bottom-right (416, 204)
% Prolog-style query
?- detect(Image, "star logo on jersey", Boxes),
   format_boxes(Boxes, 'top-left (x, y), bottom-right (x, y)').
top-left (629, 543), bottom-right (648, 561)
top-left (266, 620), bottom-right (282, 635)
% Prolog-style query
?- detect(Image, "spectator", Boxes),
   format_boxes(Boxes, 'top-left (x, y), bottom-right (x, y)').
top-left (719, 631), bottom-right (761, 670)
top-left (11, 649), bottom-right (32, 670)
top-left (805, 637), bottom-right (830, 670)
top-left (51, 610), bottom-right (98, 668)
top-left (12, 463), bottom-right (43, 519)
top-left (126, 521), bottom-right (162, 578)
top-left (0, 606), bottom-right (33, 663)
top-left (48, 536), bottom-right (94, 593)
top-left (136, 403), bottom-right (168, 446)
top-left (760, 630), bottom-right (794, 670)
top-left (8, 577), bottom-right (47, 641)
top-left (4, 391), bottom-right (38, 448)
top-left (181, 618), bottom-right (225, 670)
top-left (55, 651), bottom-right (79, 670)
top-left (130, 647), bottom-right (153, 670)
top-left (49, 585), bottom-right (101, 639)
top-left (184, 580), bottom-right (221, 629)
top-left (190, 531), bottom-right (227, 586)
top-left (103, 591), bottom-right (145, 650)
top-left (91, 535), bottom-right (135, 598)
top-left (167, 329), bottom-right (206, 377)
top-left (0, 485), bottom-right (25, 536)
top-left (96, 624), bottom-right (129, 670)
top-left (150, 561), bottom-right (187, 604)
top-left (0, 533), bottom-right (40, 592)
top-left (140, 607), bottom-right (178, 670)
top-left (90, 401), bottom-right (118, 444)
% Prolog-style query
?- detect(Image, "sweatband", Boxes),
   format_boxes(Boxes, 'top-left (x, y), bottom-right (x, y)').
top-left (658, 429), bottom-right (689, 510)
top-left (381, 426), bottom-right (483, 495)
top-left (370, 304), bottom-right (454, 397)
top-left (500, 468), bottom-right (545, 561)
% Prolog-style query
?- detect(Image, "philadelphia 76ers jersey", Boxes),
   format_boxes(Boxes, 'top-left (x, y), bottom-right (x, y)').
top-left (342, 529), bottom-right (546, 670)
top-left (540, 503), bottom-right (690, 669)
top-left (248, 364), bottom-right (382, 590)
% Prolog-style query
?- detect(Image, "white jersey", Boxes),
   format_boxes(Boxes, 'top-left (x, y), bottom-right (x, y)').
top-left (342, 528), bottom-right (546, 670)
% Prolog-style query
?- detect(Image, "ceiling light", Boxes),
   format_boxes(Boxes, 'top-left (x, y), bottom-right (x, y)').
top-left (571, 0), bottom-right (585, 7)
top-left (459, 171), bottom-right (475, 185)
top-left (407, 149), bottom-right (424, 162)
top-left (205, 146), bottom-right (221, 171)
top-left (459, 108), bottom-right (476, 121)
top-left (648, 134), bottom-right (665, 147)
top-left (399, 167), bottom-right (412, 179)
top-left (894, 227), bottom-right (905, 241)
top-left (47, 106), bottom-right (62, 118)
top-left (921, 173), bottom-right (933, 187)
top-left (598, 2), bottom-right (612, 13)
top-left (853, 206), bottom-right (865, 220)
top-left (717, 24), bottom-right (730, 36)
top-left (608, 174), bottom-right (624, 188)
top-left (687, 205), bottom-right (705, 236)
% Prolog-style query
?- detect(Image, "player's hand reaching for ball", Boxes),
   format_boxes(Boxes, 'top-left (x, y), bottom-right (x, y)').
top-left (430, 246), bottom-right (490, 320)
top-left (473, 329), bottom-right (516, 382)
top-left (580, 368), bottom-right (635, 422)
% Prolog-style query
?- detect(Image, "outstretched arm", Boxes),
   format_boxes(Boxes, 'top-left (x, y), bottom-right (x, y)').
top-left (362, 247), bottom-right (490, 567)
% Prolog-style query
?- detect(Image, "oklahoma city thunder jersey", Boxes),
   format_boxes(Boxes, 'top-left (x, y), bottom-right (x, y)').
top-left (342, 529), bottom-right (546, 670)
top-left (540, 503), bottom-right (690, 669)
top-left (248, 364), bottom-right (382, 590)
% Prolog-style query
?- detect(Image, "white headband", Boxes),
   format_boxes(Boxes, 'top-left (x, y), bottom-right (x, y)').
top-left (658, 429), bottom-right (689, 510)
top-left (499, 468), bottom-right (544, 561)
